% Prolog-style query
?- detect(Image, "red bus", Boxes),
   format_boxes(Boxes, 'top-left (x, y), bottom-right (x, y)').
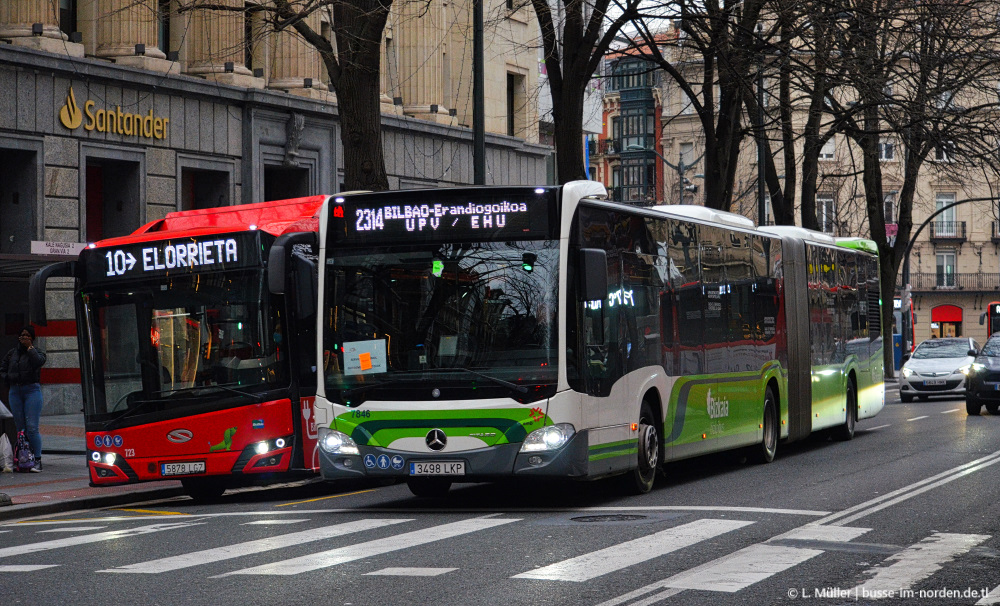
top-left (30, 197), bottom-right (325, 500)
top-left (983, 301), bottom-right (1000, 336)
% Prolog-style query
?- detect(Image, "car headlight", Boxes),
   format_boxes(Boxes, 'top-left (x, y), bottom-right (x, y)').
top-left (901, 367), bottom-right (914, 378)
top-left (319, 429), bottom-right (359, 455)
top-left (520, 423), bottom-right (575, 453)
top-left (960, 363), bottom-right (985, 375)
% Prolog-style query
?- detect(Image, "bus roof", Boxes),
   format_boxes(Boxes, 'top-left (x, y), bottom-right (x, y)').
top-left (651, 205), bottom-right (756, 230)
top-left (835, 237), bottom-right (879, 255)
top-left (88, 195), bottom-right (327, 249)
top-left (757, 225), bottom-right (837, 245)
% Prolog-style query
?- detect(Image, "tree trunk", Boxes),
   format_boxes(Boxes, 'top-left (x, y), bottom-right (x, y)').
top-left (553, 86), bottom-right (587, 183)
top-left (336, 61), bottom-right (389, 191)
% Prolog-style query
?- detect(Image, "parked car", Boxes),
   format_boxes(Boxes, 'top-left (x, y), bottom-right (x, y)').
top-left (963, 333), bottom-right (1000, 415)
top-left (899, 337), bottom-right (979, 402)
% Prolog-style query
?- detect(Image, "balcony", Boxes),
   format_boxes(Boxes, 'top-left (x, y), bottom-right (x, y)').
top-left (929, 220), bottom-right (966, 242)
top-left (907, 272), bottom-right (1000, 291)
top-left (596, 139), bottom-right (621, 156)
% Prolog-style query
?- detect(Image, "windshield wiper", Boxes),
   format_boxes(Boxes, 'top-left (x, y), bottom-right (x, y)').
top-left (103, 396), bottom-right (161, 430)
top-left (154, 382), bottom-right (262, 401)
top-left (434, 367), bottom-right (529, 394)
top-left (103, 383), bottom-right (260, 431)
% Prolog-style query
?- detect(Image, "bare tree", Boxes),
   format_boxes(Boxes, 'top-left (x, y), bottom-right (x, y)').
top-left (531, 0), bottom-right (643, 183)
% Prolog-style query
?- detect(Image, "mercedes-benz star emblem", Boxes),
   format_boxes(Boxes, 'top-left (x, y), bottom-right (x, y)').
top-left (425, 429), bottom-right (447, 451)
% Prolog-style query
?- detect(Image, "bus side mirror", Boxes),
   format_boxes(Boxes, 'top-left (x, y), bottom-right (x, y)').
top-left (291, 254), bottom-right (317, 319)
top-left (30, 261), bottom-right (78, 326)
top-left (981, 312), bottom-right (987, 326)
top-left (579, 248), bottom-right (608, 302)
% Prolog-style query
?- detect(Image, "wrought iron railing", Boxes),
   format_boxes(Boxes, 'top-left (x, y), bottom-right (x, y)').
top-left (929, 220), bottom-right (966, 241)
top-left (907, 272), bottom-right (1000, 291)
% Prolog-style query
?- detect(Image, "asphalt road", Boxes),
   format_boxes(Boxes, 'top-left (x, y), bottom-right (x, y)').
top-left (3, 386), bottom-right (1000, 606)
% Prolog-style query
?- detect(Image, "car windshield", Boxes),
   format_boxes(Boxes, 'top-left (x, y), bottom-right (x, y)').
top-left (80, 269), bottom-right (287, 423)
top-left (912, 339), bottom-right (971, 359)
top-left (982, 338), bottom-right (1000, 357)
top-left (322, 240), bottom-right (558, 402)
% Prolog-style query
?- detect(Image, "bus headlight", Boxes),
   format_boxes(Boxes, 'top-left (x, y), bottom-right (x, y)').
top-left (320, 430), bottom-right (359, 455)
top-left (104, 452), bottom-right (117, 465)
top-left (254, 441), bottom-right (269, 455)
top-left (520, 423), bottom-right (575, 453)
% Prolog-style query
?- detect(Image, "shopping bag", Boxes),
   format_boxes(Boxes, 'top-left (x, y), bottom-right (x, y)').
top-left (0, 433), bottom-right (12, 472)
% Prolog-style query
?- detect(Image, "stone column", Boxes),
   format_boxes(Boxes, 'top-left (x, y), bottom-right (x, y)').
top-left (380, 22), bottom-right (402, 115)
top-left (95, 0), bottom-right (178, 73)
top-left (184, 0), bottom-right (260, 87)
top-left (267, 12), bottom-right (330, 100)
top-left (0, 0), bottom-right (84, 56)
top-left (396, 0), bottom-right (451, 123)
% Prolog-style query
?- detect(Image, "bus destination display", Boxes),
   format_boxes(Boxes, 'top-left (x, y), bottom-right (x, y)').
top-left (82, 232), bottom-right (264, 283)
top-left (334, 190), bottom-right (554, 243)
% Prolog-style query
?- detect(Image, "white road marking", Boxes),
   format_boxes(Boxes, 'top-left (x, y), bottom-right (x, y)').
top-left (815, 449), bottom-right (1000, 526)
top-left (513, 519), bottom-right (753, 582)
top-left (941, 408), bottom-right (960, 413)
top-left (241, 519), bottom-right (309, 525)
top-left (216, 516), bottom-right (519, 577)
top-left (100, 518), bottom-right (409, 574)
top-left (976, 584), bottom-right (1000, 604)
top-left (907, 416), bottom-right (929, 421)
top-left (863, 424), bottom-right (891, 431)
top-left (0, 565), bottom-right (59, 572)
top-left (595, 526), bottom-right (870, 605)
top-left (365, 567), bottom-right (457, 576)
top-left (854, 533), bottom-right (989, 594)
top-left (37, 527), bottom-right (108, 533)
top-left (0, 522), bottom-right (203, 558)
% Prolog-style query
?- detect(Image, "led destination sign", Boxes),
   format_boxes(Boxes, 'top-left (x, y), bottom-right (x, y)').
top-left (81, 232), bottom-right (265, 284)
top-left (331, 189), bottom-right (556, 244)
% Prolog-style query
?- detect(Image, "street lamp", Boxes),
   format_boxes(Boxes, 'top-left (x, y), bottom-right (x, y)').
top-left (625, 144), bottom-right (703, 204)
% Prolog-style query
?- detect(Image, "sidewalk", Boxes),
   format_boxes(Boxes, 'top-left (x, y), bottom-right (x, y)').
top-left (0, 413), bottom-right (185, 521)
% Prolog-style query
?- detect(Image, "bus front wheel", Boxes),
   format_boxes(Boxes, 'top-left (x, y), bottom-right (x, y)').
top-left (626, 401), bottom-right (661, 494)
top-left (753, 387), bottom-right (778, 463)
top-left (833, 380), bottom-right (857, 441)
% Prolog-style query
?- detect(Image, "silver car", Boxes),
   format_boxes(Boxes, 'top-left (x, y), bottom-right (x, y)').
top-left (899, 337), bottom-right (979, 402)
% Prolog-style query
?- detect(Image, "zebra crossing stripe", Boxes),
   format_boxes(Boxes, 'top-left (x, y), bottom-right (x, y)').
top-left (976, 584), bottom-right (1000, 604)
top-left (216, 516), bottom-right (520, 577)
top-left (513, 519), bottom-right (753, 583)
top-left (99, 518), bottom-right (411, 574)
top-left (854, 532), bottom-right (989, 594)
top-left (0, 565), bottom-right (60, 572)
top-left (0, 522), bottom-right (203, 558)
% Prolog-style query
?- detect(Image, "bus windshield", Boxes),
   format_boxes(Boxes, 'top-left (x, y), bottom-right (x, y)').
top-left (323, 241), bottom-right (558, 403)
top-left (81, 269), bottom-right (287, 424)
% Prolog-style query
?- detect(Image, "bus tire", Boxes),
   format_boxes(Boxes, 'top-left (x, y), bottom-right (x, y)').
top-left (753, 387), bottom-right (778, 464)
top-left (182, 477), bottom-right (227, 502)
top-left (626, 401), bottom-right (661, 494)
top-left (406, 478), bottom-right (452, 498)
top-left (966, 397), bottom-right (982, 416)
top-left (833, 380), bottom-right (857, 441)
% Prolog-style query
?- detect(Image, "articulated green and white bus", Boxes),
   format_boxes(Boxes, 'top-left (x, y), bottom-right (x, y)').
top-left (289, 181), bottom-right (883, 496)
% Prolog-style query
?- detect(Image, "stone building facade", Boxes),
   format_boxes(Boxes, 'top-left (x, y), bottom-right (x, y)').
top-left (0, 0), bottom-right (549, 413)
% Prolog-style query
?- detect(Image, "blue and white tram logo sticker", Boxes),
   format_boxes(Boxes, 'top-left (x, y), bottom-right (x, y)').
top-left (94, 436), bottom-right (103, 448)
top-left (363, 454), bottom-right (377, 469)
top-left (391, 455), bottom-right (404, 470)
top-left (102, 435), bottom-right (113, 447)
top-left (112, 435), bottom-right (123, 447)
top-left (377, 455), bottom-right (390, 470)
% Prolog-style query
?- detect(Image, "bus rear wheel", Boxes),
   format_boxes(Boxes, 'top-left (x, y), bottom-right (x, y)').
top-left (626, 401), bottom-right (661, 494)
top-left (753, 387), bottom-right (778, 463)
top-left (406, 478), bottom-right (452, 498)
top-left (833, 380), bottom-right (857, 441)
top-left (182, 477), bottom-right (227, 502)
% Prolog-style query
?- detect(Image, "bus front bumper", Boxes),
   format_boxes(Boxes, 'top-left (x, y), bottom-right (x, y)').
top-left (318, 430), bottom-right (590, 482)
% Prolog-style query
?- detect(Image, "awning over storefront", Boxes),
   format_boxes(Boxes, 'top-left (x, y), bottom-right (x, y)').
top-left (931, 304), bottom-right (963, 323)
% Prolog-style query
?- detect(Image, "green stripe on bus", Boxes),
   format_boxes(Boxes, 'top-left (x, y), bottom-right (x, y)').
top-left (589, 448), bottom-right (637, 462)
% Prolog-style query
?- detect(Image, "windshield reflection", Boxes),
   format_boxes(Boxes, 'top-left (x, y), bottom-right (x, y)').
top-left (323, 241), bottom-right (558, 401)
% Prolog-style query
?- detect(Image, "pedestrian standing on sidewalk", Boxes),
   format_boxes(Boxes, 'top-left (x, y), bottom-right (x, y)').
top-left (1, 326), bottom-right (47, 472)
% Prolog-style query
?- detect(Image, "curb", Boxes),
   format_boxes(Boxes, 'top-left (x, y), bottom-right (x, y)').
top-left (0, 486), bottom-right (187, 522)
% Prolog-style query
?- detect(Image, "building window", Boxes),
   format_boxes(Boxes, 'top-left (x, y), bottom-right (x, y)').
top-left (158, 0), bottom-right (171, 55)
top-left (817, 194), bottom-right (836, 233)
top-left (935, 141), bottom-right (955, 162)
top-left (59, 0), bottom-right (77, 38)
top-left (935, 192), bottom-right (956, 236)
top-left (507, 73), bottom-right (525, 137)
top-left (936, 251), bottom-right (956, 288)
top-left (878, 138), bottom-right (895, 161)
top-left (884, 191), bottom-right (896, 223)
top-left (819, 137), bottom-right (835, 160)
top-left (679, 142), bottom-right (695, 168)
